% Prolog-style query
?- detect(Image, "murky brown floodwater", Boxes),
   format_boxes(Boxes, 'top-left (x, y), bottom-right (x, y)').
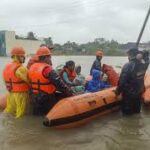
top-left (0, 56), bottom-right (150, 150)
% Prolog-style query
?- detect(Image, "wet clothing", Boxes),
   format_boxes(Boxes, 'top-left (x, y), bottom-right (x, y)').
top-left (30, 92), bottom-right (61, 116)
top-left (116, 58), bottom-right (149, 115)
top-left (5, 92), bottom-right (29, 118)
top-left (121, 93), bottom-right (141, 115)
top-left (28, 63), bottom-right (73, 116)
top-left (3, 62), bottom-right (29, 118)
top-left (90, 58), bottom-right (101, 75)
top-left (85, 69), bottom-right (111, 93)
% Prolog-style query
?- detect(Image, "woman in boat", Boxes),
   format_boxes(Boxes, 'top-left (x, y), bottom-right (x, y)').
top-left (59, 61), bottom-right (85, 94)
top-left (59, 60), bottom-right (77, 86)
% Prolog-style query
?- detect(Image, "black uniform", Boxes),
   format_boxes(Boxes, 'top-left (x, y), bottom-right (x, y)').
top-left (116, 57), bottom-right (149, 115)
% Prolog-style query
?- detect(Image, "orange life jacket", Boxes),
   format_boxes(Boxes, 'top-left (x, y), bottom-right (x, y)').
top-left (102, 64), bottom-right (119, 86)
top-left (28, 63), bottom-right (56, 94)
top-left (3, 62), bottom-right (29, 92)
top-left (59, 67), bottom-right (76, 82)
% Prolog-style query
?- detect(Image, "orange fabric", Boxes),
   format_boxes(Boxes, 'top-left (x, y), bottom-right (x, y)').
top-left (11, 47), bottom-right (25, 56)
top-left (3, 62), bottom-right (29, 92)
top-left (36, 47), bottom-right (52, 57)
top-left (102, 64), bottom-right (119, 86)
top-left (59, 67), bottom-right (76, 81)
top-left (45, 87), bottom-right (121, 129)
top-left (28, 63), bottom-right (56, 94)
top-left (143, 74), bottom-right (150, 104)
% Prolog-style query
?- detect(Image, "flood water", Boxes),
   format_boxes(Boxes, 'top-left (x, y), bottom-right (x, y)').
top-left (0, 56), bottom-right (150, 150)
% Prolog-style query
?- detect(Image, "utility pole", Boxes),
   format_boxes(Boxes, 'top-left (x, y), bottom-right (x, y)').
top-left (136, 6), bottom-right (150, 48)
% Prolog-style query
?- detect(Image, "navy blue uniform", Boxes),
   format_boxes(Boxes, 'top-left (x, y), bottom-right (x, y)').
top-left (116, 58), bottom-right (149, 115)
top-left (90, 59), bottom-right (101, 75)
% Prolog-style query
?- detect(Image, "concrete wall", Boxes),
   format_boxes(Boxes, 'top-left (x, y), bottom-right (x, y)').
top-left (5, 31), bottom-right (43, 56)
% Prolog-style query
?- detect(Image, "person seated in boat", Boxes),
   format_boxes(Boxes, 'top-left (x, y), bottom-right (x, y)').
top-left (90, 50), bottom-right (103, 75)
top-left (3, 47), bottom-right (29, 118)
top-left (28, 47), bottom-right (73, 116)
top-left (27, 44), bottom-right (53, 69)
top-left (59, 61), bottom-right (85, 94)
top-left (73, 64), bottom-right (85, 86)
top-left (85, 69), bottom-right (111, 93)
top-left (73, 65), bottom-right (86, 94)
top-left (59, 60), bottom-right (77, 86)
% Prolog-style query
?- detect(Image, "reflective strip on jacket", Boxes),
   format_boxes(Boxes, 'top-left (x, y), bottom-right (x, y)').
top-left (28, 63), bottom-right (56, 94)
top-left (3, 62), bottom-right (29, 92)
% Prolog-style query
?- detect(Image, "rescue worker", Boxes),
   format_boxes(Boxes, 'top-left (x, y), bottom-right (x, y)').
top-left (114, 48), bottom-right (149, 115)
top-left (90, 50), bottom-right (103, 75)
top-left (59, 60), bottom-right (77, 86)
top-left (27, 45), bottom-right (53, 69)
top-left (3, 47), bottom-right (29, 118)
top-left (28, 47), bottom-right (73, 116)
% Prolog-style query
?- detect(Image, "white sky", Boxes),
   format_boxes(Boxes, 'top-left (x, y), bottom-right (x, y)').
top-left (0, 0), bottom-right (150, 44)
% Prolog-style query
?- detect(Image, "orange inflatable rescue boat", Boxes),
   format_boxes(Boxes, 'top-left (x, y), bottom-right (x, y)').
top-left (143, 74), bottom-right (150, 104)
top-left (43, 87), bottom-right (121, 129)
top-left (0, 93), bottom-right (8, 109)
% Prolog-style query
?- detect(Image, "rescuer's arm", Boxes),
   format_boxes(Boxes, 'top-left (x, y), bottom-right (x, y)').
top-left (42, 67), bottom-right (73, 96)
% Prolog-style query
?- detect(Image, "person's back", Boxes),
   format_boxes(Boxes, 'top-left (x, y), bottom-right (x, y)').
top-left (3, 47), bottom-right (29, 118)
top-left (28, 47), bottom-right (73, 116)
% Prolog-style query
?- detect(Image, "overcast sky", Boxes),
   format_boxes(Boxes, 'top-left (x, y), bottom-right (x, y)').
top-left (0, 0), bottom-right (150, 44)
